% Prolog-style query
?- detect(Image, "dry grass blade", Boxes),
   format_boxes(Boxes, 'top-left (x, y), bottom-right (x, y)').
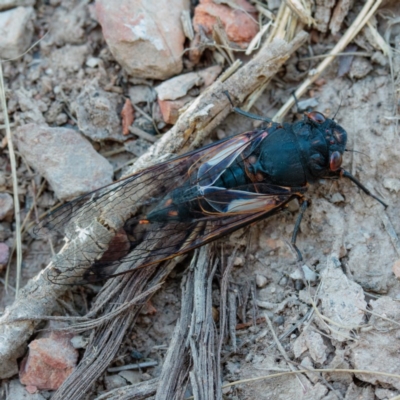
top-left (381, 212), bottom-right (400, 257)
top-left (263, 312), bottom-right (305, 390)
top-left (245, 21), bottom-right (272, 55)
top-left (285, 0), bottom-right (314, 26)
top-left (242, 1), bottom-right (309, 111)
top-left (366, 20), bottom-right (389, 55)
top-left (274, 0), bottom-right (383, 121)
top-left (94, 379), bottom-right (159, 400)
top-left (0, 63), bottom-right (22, 296)
top-left (181, 10), bottom-right (194, 41)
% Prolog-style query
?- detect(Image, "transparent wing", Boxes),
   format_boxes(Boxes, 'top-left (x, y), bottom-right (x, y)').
top-left (35, 129), bottom-right (301, 284)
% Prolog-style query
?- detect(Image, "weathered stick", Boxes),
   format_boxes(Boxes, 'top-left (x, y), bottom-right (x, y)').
top-left (0, 31), bottom-right (308, 379)
top-left (91, 245), bottom-right (221, 400)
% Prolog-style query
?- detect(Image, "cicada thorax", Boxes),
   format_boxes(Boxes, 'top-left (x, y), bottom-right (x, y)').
top-left (243, 123), bottom-right (308, 187)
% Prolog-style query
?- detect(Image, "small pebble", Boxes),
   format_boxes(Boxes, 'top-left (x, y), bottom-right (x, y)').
top-left (131, 349), bottom-right (144, 360)
top-left (297, 98), bottom-right (319, 111)
top-left (15, 124), bottom-right (113, 200)
top-left (104, 374), bottom-right (126, 391)
top-left (141, 373), bottom-right (152, 381)
top-left (233, 256), bottom-right (243, 267)
top-left (290, 265), bottom-right (317, 282)
top-left (86, 57), bottom-right (100, 68)
top-left (273, 315), bottom-right (285, 326)
top-left (279, 276), bottom-right (288, 286)
top-left (222, 381), bottom-right (232, 395)
top-left (19, 334), bottom-right (78, 390)
top-left (383, 178), bottom-right (400, 193)
top-left (193, 0), bottom-right (258, 47)
top-left (392, 259), bottom-right (400, 279)
top-left (330, 192), bottom-right (344, 203)
top-left (255, 274), bottom-right (268, 288)
top-left (294, 280), bottom-right (305, 291)
top-left (119, 370), bottom-right (141, 384)
top-left (70, 335), bottom-right (88, 349)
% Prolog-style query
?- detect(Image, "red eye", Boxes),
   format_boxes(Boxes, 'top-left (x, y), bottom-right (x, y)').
top-left (306, 111), bottom-right (326, 124)
top-left (329, 151), bottom-right (342, 171)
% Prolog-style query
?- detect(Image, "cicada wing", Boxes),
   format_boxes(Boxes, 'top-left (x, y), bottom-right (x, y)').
top-left (196, 133), bottom-right (256, 186)
top-left (39, 131), bottom-right (272, 282)
top-left (201, 184), bottom-right (295, 213)
top-left (49, 214), bottom-right (260, 284)
top-left (34, 130), bottom-right (267, 239)
top-left (48, 186), bottom-right (298, 284)
top-left (33, 159), bottom-right (186, 240)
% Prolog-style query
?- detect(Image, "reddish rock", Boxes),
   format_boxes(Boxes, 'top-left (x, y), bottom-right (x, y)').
top-left (158, 96), bottom-right (190, 125)
top-left (96, 0), bottom-right (190, 80)
top-left (156, 65), bottom-right (222, 124)
top-left (121, 98), bottom-right (135, 135)
top-left (19, 331), bottom-right (78, 391)
top-left (143, 300), bottom-right (157, 315)
top-left (193, 0), bottom-right (258, 48)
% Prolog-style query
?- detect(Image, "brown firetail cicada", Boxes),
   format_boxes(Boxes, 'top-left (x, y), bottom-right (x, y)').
top-left (35, 98), bottom-right (387, 284)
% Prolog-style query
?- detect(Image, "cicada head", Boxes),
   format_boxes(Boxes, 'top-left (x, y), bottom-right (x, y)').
top-left (301, 111), bottom-right (348, 179)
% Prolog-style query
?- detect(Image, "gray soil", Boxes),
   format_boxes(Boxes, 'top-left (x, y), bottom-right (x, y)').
top-left (1, 1), bottom-right (400, 399)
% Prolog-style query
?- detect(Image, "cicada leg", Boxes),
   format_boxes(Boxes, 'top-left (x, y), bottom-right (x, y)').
top-left (340, 169), bottom-right (387, 208)
top-left (290, 199), bottom-right (309, 262)
top-left (223, 90), bottom-right (272, 124)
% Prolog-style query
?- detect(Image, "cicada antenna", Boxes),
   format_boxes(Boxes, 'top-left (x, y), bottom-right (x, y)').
top-left (333, 97), bottom-right (343, 121)
top-left (341, 169), bottom-right (388, 208)
top-left (345, 149), bottom-right (370, 159)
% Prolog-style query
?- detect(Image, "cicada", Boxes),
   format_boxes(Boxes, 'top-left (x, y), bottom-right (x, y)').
top-left (36, 102), bottom-right (387, 284)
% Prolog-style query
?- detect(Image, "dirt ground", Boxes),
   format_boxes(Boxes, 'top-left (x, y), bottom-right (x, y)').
top-left (1, 0), bottom-right (400, 399)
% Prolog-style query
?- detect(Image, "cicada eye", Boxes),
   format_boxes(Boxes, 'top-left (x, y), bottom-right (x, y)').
top-left (306, 111), bottom-right (326, 124)
top-left (329, 151), bottom-right (342, 171)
